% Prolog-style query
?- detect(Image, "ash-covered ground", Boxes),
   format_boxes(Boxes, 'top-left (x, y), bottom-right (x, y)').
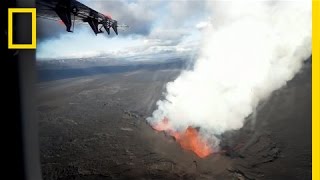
top-left (37, 59), bottom-right (311, 180)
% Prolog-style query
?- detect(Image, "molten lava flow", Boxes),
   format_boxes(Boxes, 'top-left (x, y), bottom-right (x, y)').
top-left (152, 118), bottom-right (213, 158)
top-left (175, 127), bottom-right (213, 158)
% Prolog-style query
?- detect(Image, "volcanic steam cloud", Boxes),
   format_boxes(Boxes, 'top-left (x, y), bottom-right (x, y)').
top-left (147, 0), bottom-right (311, 157)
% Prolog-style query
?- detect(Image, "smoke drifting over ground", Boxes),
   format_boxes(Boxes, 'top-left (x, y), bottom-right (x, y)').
top-left (147, 0), bottom-right (311, 153)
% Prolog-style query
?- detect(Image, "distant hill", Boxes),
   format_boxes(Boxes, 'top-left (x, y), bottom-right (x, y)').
top-left (36, 56), bottom-right (194, 82)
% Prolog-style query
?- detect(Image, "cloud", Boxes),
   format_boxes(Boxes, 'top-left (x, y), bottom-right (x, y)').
top-left (196, 21), bottom-right (211, 30)
top-left (37, 18), bottom-right (66, 39)
top-left (147, 0), bottom-right (311, 152)
top-left (166, 0), bottom-right (208, 27)
top-left (37, 0), bottom-right (210, 60)
top-left (84, 0), bottom-right (157, 36)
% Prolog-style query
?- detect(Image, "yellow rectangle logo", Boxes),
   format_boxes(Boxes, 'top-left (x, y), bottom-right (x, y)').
top-left (8, 8), bottom-right (36, 49)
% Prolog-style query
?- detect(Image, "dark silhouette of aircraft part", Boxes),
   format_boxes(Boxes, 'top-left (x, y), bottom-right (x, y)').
top-left (54, 0), bottom-right (72, 32)
top-left (103, 23), bottom-right (110, 35)
top-left (112, 20), bottom-right (118, 35)
top-left (37, 0), bottom-right (126, 35)
top-left (83, 12), bottom-right (103, 35)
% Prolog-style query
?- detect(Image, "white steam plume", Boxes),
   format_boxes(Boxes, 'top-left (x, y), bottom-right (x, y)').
top-left (147, 0), bottom-right (311, 148)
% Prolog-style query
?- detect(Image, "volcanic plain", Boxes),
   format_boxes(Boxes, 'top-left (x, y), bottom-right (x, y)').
top-left (37, 58), bottom-right (311, 180)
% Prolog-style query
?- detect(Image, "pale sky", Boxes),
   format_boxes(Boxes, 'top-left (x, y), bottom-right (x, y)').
top-left (37, 0), bottom-right (210, 60)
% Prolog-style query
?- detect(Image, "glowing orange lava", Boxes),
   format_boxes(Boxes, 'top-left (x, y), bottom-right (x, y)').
top-left (152, 118), bottom-right (213, 158)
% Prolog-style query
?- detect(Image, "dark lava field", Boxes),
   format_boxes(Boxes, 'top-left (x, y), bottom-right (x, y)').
top-left (37, 60), bottom-right (311, 180)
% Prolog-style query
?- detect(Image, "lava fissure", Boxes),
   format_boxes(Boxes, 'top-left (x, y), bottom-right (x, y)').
top-left (152, 118), bottom-right (213, 158)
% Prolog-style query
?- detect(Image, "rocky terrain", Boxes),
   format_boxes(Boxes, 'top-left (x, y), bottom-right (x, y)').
top-left (37, 60), bottom-right (311, 180)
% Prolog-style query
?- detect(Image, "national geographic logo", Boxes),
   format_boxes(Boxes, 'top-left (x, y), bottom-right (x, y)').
top-left (8, 8), bottom-right (36, 49)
